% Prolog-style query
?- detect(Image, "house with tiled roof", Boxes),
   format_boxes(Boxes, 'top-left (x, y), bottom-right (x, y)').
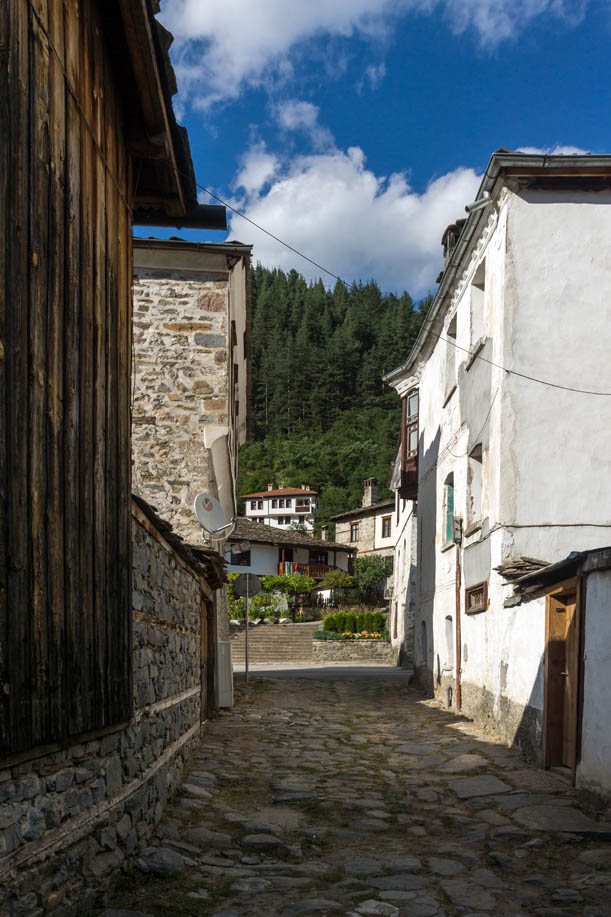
top-left (226, 518), bottom-right (355, 580)
top-left (242, 483), bottom-right (318, 532)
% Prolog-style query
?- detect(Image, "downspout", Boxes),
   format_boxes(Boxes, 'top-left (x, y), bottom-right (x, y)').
top-left (213, 590), bottom-right (220, 710)
top-left (455, 548), bottom-right (462, 710)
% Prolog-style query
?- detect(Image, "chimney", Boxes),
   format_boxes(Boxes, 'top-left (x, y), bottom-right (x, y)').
top-left (362, 477), bottom-right (378, 508)
top-left (321, 525), bottom-right (329, 542)
top-left (279, 484), bottom-right (284, 490)
top-left (267, 483), bottom-right (274, 491)
top-left (301, 483), bottom-right (306, 490)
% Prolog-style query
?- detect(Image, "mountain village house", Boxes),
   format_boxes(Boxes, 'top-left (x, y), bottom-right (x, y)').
top-left (132, 237), bottom-right (252, 698)
top-left (330, 478), bottom-right (395, 558)
top-left (226, 518), bottom-right (355, 580)
top-left (0, 1), bottom-right (232, 911)
top-left (242, 485), bottom-right (318, 532)
top-left (385, 150), bottom-right (611, 799)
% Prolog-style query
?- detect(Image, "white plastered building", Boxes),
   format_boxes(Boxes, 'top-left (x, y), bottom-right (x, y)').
top-left (385, 150), bottom-right (611, 771)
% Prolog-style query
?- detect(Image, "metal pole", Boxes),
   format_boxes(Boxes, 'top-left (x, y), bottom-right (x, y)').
top-left (245, 574), bottom-right (249, 682)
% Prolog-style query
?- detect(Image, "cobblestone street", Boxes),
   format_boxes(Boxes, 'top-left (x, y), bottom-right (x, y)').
top-left (101, 668), bottom-right (611, 917)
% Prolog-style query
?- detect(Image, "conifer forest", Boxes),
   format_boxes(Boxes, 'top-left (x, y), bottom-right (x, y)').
top-left (238, 265), bottom-right (430, 530)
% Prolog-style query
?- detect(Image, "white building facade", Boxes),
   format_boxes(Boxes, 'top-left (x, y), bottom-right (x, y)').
top-left (242, 485), bottom-right (318, 532)
top-left (386, 150), bottom-right (611, 767)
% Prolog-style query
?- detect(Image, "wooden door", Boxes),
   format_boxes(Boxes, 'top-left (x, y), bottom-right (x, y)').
top-left (544, 584), bottom-right (579, 769)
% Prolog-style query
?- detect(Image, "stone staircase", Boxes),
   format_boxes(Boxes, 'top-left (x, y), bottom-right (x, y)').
top-left (229, 621), bottom-right (319, 665)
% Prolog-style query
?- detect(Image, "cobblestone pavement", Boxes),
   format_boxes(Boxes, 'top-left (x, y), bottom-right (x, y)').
top-left (101, 670), bottom-right (611, 917)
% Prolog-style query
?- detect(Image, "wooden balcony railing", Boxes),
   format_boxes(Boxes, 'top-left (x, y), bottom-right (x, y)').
top-left (277, 562), bottom-right (339, 579)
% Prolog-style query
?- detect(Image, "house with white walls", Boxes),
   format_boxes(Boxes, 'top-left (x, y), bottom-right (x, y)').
top-left (385, 150), bottom-right (611, 774)
top-left (242, 485), bottom-right (318, 532)
top-left (226, 517), bottom-right (355, 579)
top-left (513, 547), bottom-right (611, 803)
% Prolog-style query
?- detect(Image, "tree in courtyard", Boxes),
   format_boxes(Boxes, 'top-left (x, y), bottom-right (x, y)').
top-left (354, 555), bottom-right (393, 604)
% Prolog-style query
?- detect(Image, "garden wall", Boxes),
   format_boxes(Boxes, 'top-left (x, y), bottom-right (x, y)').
top-left (0, 501), bottom-right (209, 915)
top-left (312, 639), bottom-right (397, 664)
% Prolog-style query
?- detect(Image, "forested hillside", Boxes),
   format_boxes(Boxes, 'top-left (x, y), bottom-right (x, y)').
top-left (238, 265), bottom-right (430, 531)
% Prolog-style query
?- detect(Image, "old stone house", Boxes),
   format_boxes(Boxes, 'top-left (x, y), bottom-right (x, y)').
top-left (0, 0), bottom-right (227, 911)
top-left (132, 237), bottom-right (252, 673)
top-left (330, 478), bottom-right (395, 559)
top-left (385, 150), bottom-right (611, 785)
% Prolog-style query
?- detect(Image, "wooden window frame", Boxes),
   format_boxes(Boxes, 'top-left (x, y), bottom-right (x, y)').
top-left (350, 522), bottom-right (360, 542)
top-left (399, 388), bottom-right (419, 500)
top-left (465, 581), bottom-right (488, 615)
top-left (382, 515), bottom-right (392, 538)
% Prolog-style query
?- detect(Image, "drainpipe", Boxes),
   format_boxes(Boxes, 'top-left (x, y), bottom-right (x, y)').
top-left (455, 549), bottom-right (462, 710)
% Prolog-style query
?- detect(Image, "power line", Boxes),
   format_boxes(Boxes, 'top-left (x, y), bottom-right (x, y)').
top-left (195, 180), bottom-right (611, 398)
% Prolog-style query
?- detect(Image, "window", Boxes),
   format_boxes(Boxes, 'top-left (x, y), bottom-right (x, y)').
top-left (350, 522), bottom-right (360, 542)
top-left (309, 551), bottom-right (328, 565)
top-left (285, 498), bottom-right (292, 507)
top-left (470, 259), bottom-right (485, 348)
top-left (272, 499), bottom-right (278, 508)
top-left (465, 581), bottom-right (488, 615)
top-left (257, 500), bottom-right (263, 509)
top-left (279, 498), bottom-right (285, 508)
top-left (296, 497), bottom-right (310, 506)
top-left (399, 389), bottom-right (419, 500)
top-left (382, 515), bottom-right (392, 538)
top-left (443, 474), bottom-right (454, 545)
top-left (229, 546), bottom-right (251, 566)
top-left (467, 444), bottom-right (483, 527)
top-left (250, 500), bottom-right (257, 510)
top-left (445, 313), bottom-right (457, 402)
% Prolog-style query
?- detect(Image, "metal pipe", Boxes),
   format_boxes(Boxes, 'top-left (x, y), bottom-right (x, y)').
top-left (455, 550), bottom-right (462, 710)
top-left (245, 575), bottom-right (250, 683)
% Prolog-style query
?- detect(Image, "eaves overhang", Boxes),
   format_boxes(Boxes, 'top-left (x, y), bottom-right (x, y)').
top-left (383, 150), bottom-right (611, 388)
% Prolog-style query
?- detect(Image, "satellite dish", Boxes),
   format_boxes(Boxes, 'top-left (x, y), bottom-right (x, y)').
top-left (194, 492), bottom-right (235, 535)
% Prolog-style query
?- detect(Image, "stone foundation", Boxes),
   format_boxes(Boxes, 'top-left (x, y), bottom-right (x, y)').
top-left (312, 639), bottom-right (397, 664)
top-left (0, 502), bottom-right (208, 915)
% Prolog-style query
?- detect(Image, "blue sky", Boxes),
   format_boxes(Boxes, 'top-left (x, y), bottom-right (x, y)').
top-left (153, 0), bottom-right (611, 297)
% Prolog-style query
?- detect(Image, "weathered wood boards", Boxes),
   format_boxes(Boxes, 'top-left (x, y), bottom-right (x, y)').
top-left (0, 0), bottom-right (133, 756)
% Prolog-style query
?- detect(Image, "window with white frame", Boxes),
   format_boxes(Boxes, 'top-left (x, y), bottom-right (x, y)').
top-left (467, 444), bottom-right (483, 527)
top-left (470, 259), bottom-right (485, 348)
top-left (445, 313), bottom-right (457, 400)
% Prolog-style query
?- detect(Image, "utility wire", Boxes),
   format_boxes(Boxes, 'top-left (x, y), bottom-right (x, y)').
top-left (196, 180), bottom-right (611, 398)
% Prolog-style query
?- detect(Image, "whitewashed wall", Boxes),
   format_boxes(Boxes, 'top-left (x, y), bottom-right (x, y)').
top-left (578, 569), bottom-right (611, 801)
top-left (397, 185), bottom-right (611, 759)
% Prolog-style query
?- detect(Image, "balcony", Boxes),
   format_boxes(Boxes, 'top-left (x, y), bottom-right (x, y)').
top-left (278, 562), bottom-right (339, 579)
top-left (295, 504), bottom-right (311, 513)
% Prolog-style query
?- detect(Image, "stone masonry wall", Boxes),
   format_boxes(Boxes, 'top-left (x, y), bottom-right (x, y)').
top-left (132, 271), bottom-right (230, 545)
top-left (312, 640), bottom-right (397, 664)
top-left (0, 505), bottom-right (204, 915)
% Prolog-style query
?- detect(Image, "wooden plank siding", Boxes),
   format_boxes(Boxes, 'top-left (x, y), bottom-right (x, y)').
top-left (0, 0), bottom-right (133, 756)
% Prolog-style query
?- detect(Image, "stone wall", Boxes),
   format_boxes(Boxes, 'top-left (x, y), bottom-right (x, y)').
top-left (0, 503), bottom-right (206, 915)
top-left (132, 271), bottom-right (230, 545)
top-left (312, 639), bottom-right (397, 664)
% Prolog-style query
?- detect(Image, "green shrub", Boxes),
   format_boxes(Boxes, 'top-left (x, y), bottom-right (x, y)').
top-left (313, 630), bottom-right (342, 640)
top-left (363, 611), bottom-right (374, 631)
top-left (322, 613), bottom-right (337, 632)
top-left (344, 612), bottom-right (357, 633)
top-left (372, 611), bottom-right (385, 632)
top-left (334, 611), bottom-right (346, 632)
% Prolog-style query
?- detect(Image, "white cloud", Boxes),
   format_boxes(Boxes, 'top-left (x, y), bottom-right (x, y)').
top-left (226, 144), bottom-right (481, 296)
top-left (159, 0), bottom-right (592, 108)
top-left (233, 142), bottom-right (279, 196)
top-left (275, 100), bottom-right (336, 151)
top-left (357, 62), bottom-right (387, 92)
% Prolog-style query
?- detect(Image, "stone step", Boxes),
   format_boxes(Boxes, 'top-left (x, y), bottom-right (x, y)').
top-left (229, 623), bottom-right (319, 664)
